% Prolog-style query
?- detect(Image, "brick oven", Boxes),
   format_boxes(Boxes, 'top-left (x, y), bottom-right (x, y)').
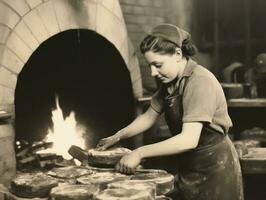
top-left (0, 0), bottom-right (143, 186)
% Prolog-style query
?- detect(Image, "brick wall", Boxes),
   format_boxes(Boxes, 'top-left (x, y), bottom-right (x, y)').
top-left (119, 0), bottom-right (212, 93)
top-left (120, 0), bottom-right (167, 93)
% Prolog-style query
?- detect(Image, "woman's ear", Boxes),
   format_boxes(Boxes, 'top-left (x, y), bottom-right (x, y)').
top-left (175, 47), bottom-right (182, 58)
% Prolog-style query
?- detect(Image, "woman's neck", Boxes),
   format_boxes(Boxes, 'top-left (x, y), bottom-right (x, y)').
top-left (177, 57), bottom-right (188, 78)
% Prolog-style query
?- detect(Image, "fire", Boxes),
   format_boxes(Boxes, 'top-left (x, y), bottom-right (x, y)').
top-left (42, 96), bottom-right (85, 159)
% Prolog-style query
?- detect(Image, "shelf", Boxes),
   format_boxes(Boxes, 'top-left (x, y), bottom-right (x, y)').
top-left (227, 98), bottom-right (266, 107)
top-left (138, 97), bottom-right (266, 107)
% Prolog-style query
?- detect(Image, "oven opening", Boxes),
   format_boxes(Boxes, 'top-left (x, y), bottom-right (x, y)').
top-left (15, 29), bottom-right (135, 150)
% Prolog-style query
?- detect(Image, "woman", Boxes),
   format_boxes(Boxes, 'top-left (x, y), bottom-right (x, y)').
top-left (97, 24), bottom-right (243, 200)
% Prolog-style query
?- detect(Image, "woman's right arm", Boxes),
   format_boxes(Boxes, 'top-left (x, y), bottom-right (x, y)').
top-left (117, 106), bottom-right (160, 140)
top-left (96, 106), bottom-right (159, 150)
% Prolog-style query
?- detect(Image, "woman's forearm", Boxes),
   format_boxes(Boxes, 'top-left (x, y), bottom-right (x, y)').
top-left (115, 106), bottom-right (159, 140)
top-left (137, 123), bottom-right (202, 158)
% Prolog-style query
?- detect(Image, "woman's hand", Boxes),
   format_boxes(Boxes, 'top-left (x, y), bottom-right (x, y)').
top-left (96, 134), bottom-right (120, 151)
top-left (115, 149), bottom-right (142, 174)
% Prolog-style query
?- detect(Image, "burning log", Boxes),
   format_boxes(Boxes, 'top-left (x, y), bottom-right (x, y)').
top-left (15, 141), bottom-right (63, 170)
top-left (31, 141), bottom-right (53, 153)
top-left (36, 152), bottom-right (63, 169)
top-left (17, 154), bottom-right (37, 168)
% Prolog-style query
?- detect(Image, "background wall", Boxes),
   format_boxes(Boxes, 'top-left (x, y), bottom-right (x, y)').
top-left (119, 0), bottom-right (213, 94)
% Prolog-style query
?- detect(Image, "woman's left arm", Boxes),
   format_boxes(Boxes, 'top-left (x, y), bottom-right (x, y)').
top-left (116, 122), bottom-right (203, 173)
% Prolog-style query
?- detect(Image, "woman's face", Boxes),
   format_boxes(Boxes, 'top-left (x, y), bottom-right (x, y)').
top-left (144, 49), bottom-right (183, 84)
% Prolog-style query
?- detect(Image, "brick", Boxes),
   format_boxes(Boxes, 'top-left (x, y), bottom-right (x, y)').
top-left (118, 38), bottom-right (129, 65)
top-left (113, 0), bottom-right (124, 20)
top-left (25, 0), bottom-right (42, 9)
top-left (0, 66), bottom-right (17, 89)
top-left (128, 55), bottom-right (143, 98)
top-left (136, 0), bottom-right (153, 7)
top-left (100, 0), bottom-right (116, 12)
top-left (6, 32), bottom-right (31, 63)
top-left (126, 24), bottom-right (154, 33)
top-left (0, 2), bottom-right (20, 29)
top-left (0, 124), bottom-right (14, 141)
top-left (23, 10), bottom-right (49, 43)
top-left (130, 39), bottom-right (142, 51)
top-left (37, 1), bottom-right (60, 36)
top-left (121, 5), bottom-right (165, 17)
top-left (0, 86), bottom-right (14, 105)
top-left (0, 133), bottom-right (16, 185)
top-left (121, 5), bottom-right (145, 14)
top-left (52, 0), bottom-right (79, 31)
top-left (85, 1), bottom-right (98, 30)
top-left (14, 20), bottom-right (39, 50)
top-left (128, 32), bottom-right (146, 42)
top-left (23, 10), bottom-right (50, 43)
top-left (2, 0), bottom-right (30, 16)
top-left (124, 14), bottom-right (164, 25)
top-left (0, 45), bottom-right (24, 74)
top-left (0, 104), bottom-right (14, 114)
top-left (119, 0), bottom-right (138, 5)
top-left (153, 0), bottom-right (164, 8)
top-left (0, 25), bottom-right (11, 43)
top-left (96, 4), bottom-right (126, 51)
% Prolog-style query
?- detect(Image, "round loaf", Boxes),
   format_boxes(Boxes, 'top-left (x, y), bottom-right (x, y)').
top-left (88, 147), bottom-right (131, 166)
top-left (93, 188), bottom-right (154, 200)
top-left (47, 166), bottom-right (93, 179)
top-left (131, 172), bottom-right (175, 195)
top-left (10, 172), bottom-right (58, 198)
top-left (108, 180), bottom-right (156, 199)
top-left (77, 172), bottom-right (130, 189)
top-left (50, 184), bottom-right (100, 200)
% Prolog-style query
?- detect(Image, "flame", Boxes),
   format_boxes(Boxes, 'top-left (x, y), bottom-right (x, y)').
top-left (42, 96), bottom-right (85, 159)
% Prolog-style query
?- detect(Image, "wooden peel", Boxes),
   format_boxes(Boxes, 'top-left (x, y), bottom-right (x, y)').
top-left (68, 145), bottom-right (88, 165)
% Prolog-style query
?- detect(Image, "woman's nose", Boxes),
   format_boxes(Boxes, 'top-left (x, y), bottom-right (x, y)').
top-left (151, 66), bottom-right (159, 77)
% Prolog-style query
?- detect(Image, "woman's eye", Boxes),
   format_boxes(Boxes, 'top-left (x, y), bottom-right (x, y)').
top-left (154, 64), bottom-right (162, 68)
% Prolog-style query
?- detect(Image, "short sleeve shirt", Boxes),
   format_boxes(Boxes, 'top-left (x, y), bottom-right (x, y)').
top-left (151, 59), bottom-right (232, 134)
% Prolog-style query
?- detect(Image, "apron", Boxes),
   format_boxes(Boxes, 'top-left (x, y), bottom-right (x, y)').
top-left (164, 76), bottom-right (244, 200)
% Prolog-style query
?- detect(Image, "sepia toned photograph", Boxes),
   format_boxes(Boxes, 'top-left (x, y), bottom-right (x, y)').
top-left (0, 0), bottom-right (266, 199)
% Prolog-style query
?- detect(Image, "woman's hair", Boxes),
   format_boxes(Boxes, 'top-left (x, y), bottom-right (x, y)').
top-left (140, 35), bottom-right (197, 57)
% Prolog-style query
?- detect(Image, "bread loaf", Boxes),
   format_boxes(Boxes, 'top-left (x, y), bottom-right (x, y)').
top-left (88, 147), bottom-right (131, 166)
top-left (10, 172), bottom-right (58, 198)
